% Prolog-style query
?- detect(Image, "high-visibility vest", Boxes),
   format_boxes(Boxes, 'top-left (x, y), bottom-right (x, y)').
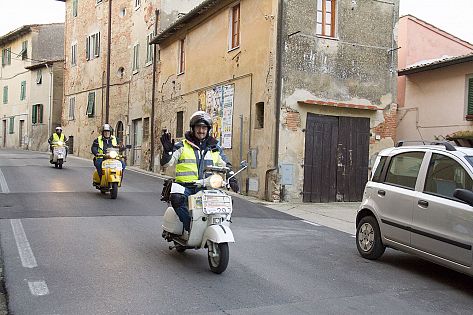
top-left (175, 140), bottom-right (220, 183)
top-left (52, 133), bottom-right (65, 143)
top-left (98, 135), bottom-right (117, 154)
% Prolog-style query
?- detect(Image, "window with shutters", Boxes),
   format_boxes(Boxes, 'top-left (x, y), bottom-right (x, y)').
top-left (316, 0), bottom-right (337, 38)
top-left (133, 43), bottom-right (140, 72)
top-left (2, 86), bottom-right (7, 104)
top-left (32, 104), bottom-right (43, 124)
top-left (229, 3), bottom-right (240, 50)
top-left (87, 92), bottom-right (95, 117)
top-left (21, 41), bottom-right (28, 60)
top-left (1, 48), bottom-right (11, 66)
top-left (36, 69), bottom-right (42, 84)
top-left (466, 77), bottom-right (473, 120)
top-left (71, 43), bottom-right (77, 66)
top-left (146, 32), bottom-right (154, 64)
top-left (69, 97), bottom-right (75, 120)
top-left (178, 39), bottom-right (185, 74)
top-left (9, 117), bottom-right (14, 134)
top-left (143, 117), bottom-right (150, 139)
top-left (86, 32), bottom-right (100, 61)
top-left (20, 81), bottom-right (26, 101)
top-left (176, 111), bottom-right (184, 138)
top-left (73, 0), bottom-right (78, 17)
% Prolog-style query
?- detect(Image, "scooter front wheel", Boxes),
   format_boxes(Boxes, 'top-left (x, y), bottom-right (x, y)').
top-left (208, 242), bottom-right (229, 274)
top-left (110, 182), bottom-right (118, 199)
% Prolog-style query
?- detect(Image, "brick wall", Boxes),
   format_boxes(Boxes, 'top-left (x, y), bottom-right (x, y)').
top-left (371, 103), bottom-right (397, 143)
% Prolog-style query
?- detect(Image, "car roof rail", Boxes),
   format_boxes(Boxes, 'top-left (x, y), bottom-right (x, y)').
top-left (430, 141), bottom-right (456, 151)
top-left (395, 140), bottom-right (427, 147)
top-left (395, 140), bottom-right (456, 151)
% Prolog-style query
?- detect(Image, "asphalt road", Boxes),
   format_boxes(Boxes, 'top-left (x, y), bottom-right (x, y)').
top-left (0, 149), bottom-right (472, 314)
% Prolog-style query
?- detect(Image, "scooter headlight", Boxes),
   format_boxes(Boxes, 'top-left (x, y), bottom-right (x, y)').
top-left (208, 174), bottom-right (223, 189)
top-left (109, 151), bottom-right (118, 159)
top-left (57, 141), bottom-right (64, 146)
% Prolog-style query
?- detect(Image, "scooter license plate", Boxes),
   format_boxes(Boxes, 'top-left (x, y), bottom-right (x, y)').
top-left (57, 154), bottom-right (64, 159)
top-left (202, 195), bottom-right (232, 214)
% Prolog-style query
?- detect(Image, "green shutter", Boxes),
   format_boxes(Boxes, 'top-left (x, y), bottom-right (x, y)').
top-left (468, 78), bottom-right (473, 115)
top-left (32, 105), bottom-right (37, 124)
top-left (20, 81), bottom-right (26, 100)
top-left (3, 86), bottom-right (7, 104)
top-left (1, 49), bottom-right (4, 66)
top-left (9, 117), bottom-right (14, 134)
top-left (73, 0), bottom-right (78, 17)
top-left (87, 92), bottom-right (95, 116)
top-left (39, 104), bottom-right (43, 123)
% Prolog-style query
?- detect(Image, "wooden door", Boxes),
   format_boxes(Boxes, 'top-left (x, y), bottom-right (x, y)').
top-left (303, 114), bottom-right (370, 202)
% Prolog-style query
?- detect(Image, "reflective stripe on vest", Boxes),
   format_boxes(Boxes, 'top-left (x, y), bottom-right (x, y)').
top-left (175, 140), bottom-right (220, 183)
top-left (98, 135), bottom-right (117, 154)
top-left (52, 133), bottom-right (65, 143)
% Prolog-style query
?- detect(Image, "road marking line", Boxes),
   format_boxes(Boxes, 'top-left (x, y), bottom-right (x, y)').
top-left (301, 220), bottom-right (321, 227)
top-left (351, 235), bottom-right (356, 238)
top-left (28, 281), bottom-right (49, 296)
top-left (0, 168), bottom-right (10, 193)
top-left (10, 219), bottom-right (38, 268)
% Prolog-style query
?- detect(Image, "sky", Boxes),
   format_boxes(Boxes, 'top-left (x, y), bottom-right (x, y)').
top-left (0, 0), bottom-right (472, 43)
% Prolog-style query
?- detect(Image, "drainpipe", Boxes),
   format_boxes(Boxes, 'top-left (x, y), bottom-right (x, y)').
top-left (266, 0), bottom-right (285, 201)
top-left (45, 63), bottom-right (53, 134)
top-left (105, 0), bottom-right (112, 124)
top-left (150, 9), bottom-right (159, 172)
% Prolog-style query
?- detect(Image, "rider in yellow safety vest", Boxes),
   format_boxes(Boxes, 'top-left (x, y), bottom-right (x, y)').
top-left (160, 111), bottom-right (239, 233)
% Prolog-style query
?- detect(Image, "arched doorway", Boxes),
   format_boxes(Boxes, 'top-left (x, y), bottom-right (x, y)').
top-left (116, 121), bottom-right (124, 145)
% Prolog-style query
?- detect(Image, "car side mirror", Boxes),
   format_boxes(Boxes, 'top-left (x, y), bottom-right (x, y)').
top-left (453, 189), bottom-right (473, 206)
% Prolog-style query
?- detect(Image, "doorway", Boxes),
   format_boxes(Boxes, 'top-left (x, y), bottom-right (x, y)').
top-left (303, 114), bottom-right (370, 202)
top-left (132, 119), bottom-right (142, 166)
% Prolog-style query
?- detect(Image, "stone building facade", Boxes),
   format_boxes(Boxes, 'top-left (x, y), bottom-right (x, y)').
top-left (151, 0), bottom-right (399, 202)
top-left (57, 0), bottom-right (203, 167)
top-left (0, 24), bottom-right (64, 151)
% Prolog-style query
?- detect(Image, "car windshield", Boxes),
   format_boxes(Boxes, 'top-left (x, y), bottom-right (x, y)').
top-left (466, 156), bottom-right (473, 167)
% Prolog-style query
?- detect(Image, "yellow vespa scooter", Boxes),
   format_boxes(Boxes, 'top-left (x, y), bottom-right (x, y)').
top-left (92, 147), bottom-right (128, 199)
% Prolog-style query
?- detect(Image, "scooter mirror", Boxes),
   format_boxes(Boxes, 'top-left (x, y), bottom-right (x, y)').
top-left (240, 160), bottom-right (248, 168)
top-left (125, 144), bottom-right (132, 149)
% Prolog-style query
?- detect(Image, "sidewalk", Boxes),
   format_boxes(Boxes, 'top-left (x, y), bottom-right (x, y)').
top-left (127, 166), bottom-right (359, 235)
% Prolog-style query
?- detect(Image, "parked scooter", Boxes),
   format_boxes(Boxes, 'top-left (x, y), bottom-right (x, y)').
top-left (162, 161), bottom-right (248, 274)
top-left (92, 146), bottom-right (129, 199)
top-left (50, 141), bottom-right (67, 169)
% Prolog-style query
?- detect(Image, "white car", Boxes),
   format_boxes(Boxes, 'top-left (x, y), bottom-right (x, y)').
top-left (356, 142), bottom-right (473, 276)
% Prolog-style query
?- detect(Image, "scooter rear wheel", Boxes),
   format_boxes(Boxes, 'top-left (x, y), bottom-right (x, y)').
top-left (208, 242), bottom-right (229, 274)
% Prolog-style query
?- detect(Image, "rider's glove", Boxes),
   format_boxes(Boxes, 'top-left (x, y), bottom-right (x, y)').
top-left (228, 177), bottom-right (239, 193)
top-left (160, 132), bottom-right (174, 153)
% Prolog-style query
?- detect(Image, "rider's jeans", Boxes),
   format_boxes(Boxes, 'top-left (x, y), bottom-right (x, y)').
top-left (171, 186), bottom-right (202, 232)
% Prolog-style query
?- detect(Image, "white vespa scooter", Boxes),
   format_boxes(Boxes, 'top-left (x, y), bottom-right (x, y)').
top-left (162, 161), bottom-right (247, 274)
top-left (50, 140), bottom-right (67, 169)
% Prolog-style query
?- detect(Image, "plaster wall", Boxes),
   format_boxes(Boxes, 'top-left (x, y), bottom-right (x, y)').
top-left (398, 62), bottom-right (473, 141)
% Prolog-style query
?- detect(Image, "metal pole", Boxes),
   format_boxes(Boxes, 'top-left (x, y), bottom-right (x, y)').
top-left (150, 9), bottom-right (159, 172)
top-left (105, 0), bottom-right (112, 124)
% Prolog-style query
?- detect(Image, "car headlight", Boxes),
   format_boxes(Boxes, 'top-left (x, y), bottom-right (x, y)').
top-left (208, 174), bottom-right (223, 189)
top-left (109, 151), bottom-right (118, 159)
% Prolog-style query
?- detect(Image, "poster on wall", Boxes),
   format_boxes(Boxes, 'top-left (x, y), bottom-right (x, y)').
top-left (198, 84), bottom-right (234, 149)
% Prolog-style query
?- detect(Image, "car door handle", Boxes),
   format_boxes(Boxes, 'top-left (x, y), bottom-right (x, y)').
top-left (418, 200), bottom-right (429, 208)
top-left (378, 190), bottom-right (386, 196)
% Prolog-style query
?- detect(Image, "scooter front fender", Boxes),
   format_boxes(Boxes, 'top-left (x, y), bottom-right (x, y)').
top-left (201, 225), bottom-right (234, 248)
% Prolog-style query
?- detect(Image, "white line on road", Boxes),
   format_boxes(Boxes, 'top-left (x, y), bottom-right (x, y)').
top-left (351, 235), bottom-right (356, 238)
top-left (301, 220), bottom-right (321, 227)
top-left (0, 168), bottom-right (10, 193)
top-left (10, 219), bottom-right (38, 268)
top-left (28, 281), bottom-right (49, 296)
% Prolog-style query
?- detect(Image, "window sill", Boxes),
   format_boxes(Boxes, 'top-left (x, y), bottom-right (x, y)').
top-left (228, 46), bottom-right (240, 53)
top-left (145, 62), bottom-right (153, 67)
top-left (177, 71), bottom-right (185, 76)
top-left (315, 35), bottom-right (339, 41)
top-left (465, 115), bottom-right (473, 121)
top-left (132, 69), bottom-right (139, 75)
